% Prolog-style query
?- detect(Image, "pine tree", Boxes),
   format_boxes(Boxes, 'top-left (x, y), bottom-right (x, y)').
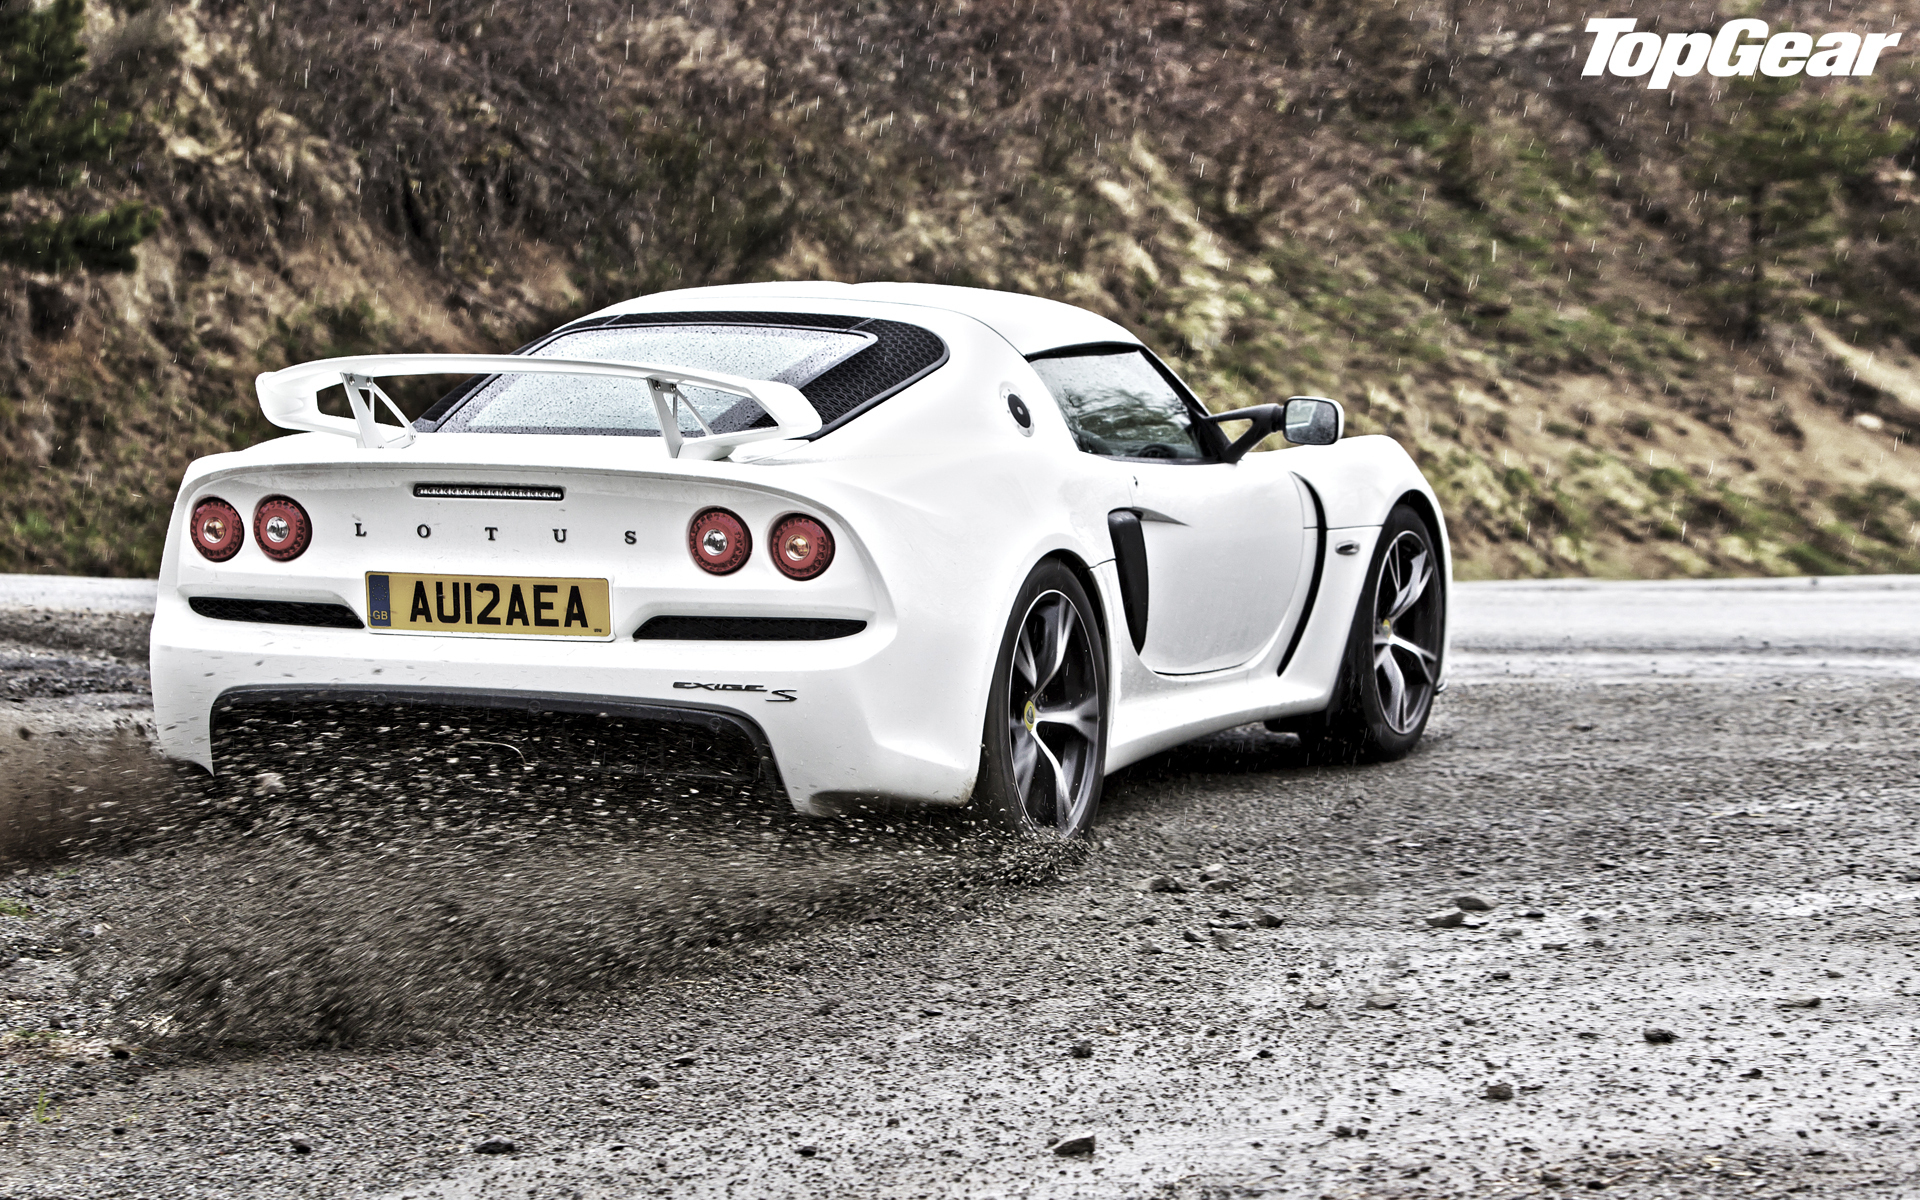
top-left (1693, 74), bottom-right (1907, 343)
top-left (0, 0), bottom-right (157, 273)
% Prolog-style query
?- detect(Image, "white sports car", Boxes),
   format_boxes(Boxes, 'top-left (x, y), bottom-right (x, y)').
top-left (151, 283), bottom-right (1450, 837)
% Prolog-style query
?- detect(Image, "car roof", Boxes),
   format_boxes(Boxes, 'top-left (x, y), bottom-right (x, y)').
top-left (587, 282), bottom-right (1142, 358)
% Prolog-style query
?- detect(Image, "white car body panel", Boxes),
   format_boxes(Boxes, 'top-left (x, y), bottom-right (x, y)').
top-left (1125, 459), bottom-right (1307, 674)
top-left (151, 284), bottom-right (1450, 816)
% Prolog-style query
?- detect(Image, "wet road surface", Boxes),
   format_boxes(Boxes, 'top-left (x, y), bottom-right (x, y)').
top-left (0, 577), bottom-right (1917, 1198)
top-left (1450, 575), bottom-right (1920, 680)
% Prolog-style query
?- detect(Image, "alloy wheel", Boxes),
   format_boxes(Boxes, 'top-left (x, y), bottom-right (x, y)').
top-left (1005, 590), bottom-right (1102, 832)
top-left (1370, 529), bottom-right (1442, 736)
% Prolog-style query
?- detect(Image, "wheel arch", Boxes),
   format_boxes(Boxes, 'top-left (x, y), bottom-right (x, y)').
top-left (962, 546), bottom-right (1112, 798)
top-left (1040, 548), bottom-right (1113, 659)
top-left (1393, 488), bottom-right (1448, 562)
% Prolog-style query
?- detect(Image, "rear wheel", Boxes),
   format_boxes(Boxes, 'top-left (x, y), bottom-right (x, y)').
top-left (976, 560), bottom-right (1108, 837)
top-left (1293, 503), bottom-right (1444, 763)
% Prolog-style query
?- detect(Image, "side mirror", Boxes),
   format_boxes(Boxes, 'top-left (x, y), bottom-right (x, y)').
top-left (1202, 396), bottom-right (1347, 462)
top-left (1282, 396), bottom-right (1344, 446)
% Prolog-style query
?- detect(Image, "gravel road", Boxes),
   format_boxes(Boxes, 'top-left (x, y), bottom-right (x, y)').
top-left (1, 576), bottom-right (1917, 1199)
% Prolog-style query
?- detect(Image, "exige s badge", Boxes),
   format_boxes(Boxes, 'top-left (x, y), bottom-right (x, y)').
top-left (674, 682), bottom-right (798, 702)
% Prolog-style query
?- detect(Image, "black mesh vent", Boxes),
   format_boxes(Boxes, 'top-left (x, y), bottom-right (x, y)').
top-left (190, 597), bottom-right (364, 629)
top-left (633, 616), bottom-right (867, 641)
top-left (465, 309), bottom-right (949, 434)
top-left (797, 318), bottom-right (948, 430)
top-left (210, 694), bottom-right (777, 797)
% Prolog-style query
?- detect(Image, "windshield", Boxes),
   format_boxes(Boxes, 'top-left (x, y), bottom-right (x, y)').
top-left (434, 324), bottom-right (876, 436)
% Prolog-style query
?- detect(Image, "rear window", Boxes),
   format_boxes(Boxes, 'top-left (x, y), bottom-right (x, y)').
top-left (421, 311), bottom-right (947, 438)
top-left (433, 325), bottom-right (870, 437)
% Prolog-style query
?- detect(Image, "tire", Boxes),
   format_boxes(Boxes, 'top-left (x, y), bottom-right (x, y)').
top-left (976, 559), bottom-right (1109, 837)
top-left (1293, 503), bottom-right (1445, 764)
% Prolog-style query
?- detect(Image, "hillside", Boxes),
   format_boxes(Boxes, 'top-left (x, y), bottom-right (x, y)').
top-left (3, 0), bottom-right (1918, 579)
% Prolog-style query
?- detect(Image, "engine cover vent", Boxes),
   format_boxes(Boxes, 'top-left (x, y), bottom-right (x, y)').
top-left (413, 483), bottom-right (565, 501)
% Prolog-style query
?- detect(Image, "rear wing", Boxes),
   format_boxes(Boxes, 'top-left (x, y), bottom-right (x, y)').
top-left (253, 354), bottom-right (822, 461)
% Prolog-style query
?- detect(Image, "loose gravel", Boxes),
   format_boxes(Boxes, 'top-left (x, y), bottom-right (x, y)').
top-left (0, 623), bottom-right (1916, 1197)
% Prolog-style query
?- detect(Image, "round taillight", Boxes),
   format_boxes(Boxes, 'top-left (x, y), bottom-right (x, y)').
top-left (253, 496), bottom-right (312, 562)
top-left (190, 497), bottom-right (243, 562)
top-left (770, 514), bottom-right (834, 580)
top-left (688, 507), bottom-right (750, 575)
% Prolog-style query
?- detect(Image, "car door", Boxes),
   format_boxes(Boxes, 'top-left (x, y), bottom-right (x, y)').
top-left (1029, 346), bottom-right (1304, 675)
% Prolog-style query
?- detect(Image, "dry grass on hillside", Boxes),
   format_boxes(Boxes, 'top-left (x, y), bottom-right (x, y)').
top-left (1, 0), bottom-right (1917, 578)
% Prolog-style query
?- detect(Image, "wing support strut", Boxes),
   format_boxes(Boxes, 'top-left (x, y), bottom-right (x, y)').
top-left (338, 372), bottom-right (418, 450)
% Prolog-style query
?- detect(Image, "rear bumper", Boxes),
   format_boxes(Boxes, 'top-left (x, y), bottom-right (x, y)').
top-left (151, 592), bottom-right (982, 816)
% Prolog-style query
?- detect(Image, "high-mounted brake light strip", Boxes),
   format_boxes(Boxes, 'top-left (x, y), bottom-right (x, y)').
top-left (413, 483), bottom-right (566, 501)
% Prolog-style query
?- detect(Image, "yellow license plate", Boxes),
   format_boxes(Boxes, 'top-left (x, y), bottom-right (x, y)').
top-left (366, 573), bottom-right (612, 638)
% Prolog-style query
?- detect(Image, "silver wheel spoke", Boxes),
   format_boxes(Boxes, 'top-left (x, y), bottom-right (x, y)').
top-left (1386, 550), bottom-right (1431, 621)
top-left (1033, 695), bottom-right (1100, 744)
top-left (1374, 631), bottom-right (1437, 666)
top-left (1011, 727), bottom-right (1040, 800)
top-left (1375, 642), bottom-right (1409, 730)
top-left (1012, 623), bottom-right (1040, 687)
top-left (1033, 599), bottom-right (1075, 693)
top-left (1028, 729), bottom-right (1074, 829)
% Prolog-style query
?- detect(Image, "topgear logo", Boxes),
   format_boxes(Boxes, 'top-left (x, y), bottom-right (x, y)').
top-left (1583, 18), bottom-right (1902, 90)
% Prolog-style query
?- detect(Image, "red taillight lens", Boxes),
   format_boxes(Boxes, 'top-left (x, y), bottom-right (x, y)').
top-left (688, 507), bottom-right (750, 575)
top-left (253, 496), bottom-right (312, 562)
top-left (190, 497), bottom-right (243, 562)
top-left (770, 514), bottom-right (834, 580)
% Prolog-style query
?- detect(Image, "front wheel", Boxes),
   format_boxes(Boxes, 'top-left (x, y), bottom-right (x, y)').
top-left (1294, 503), bottom-right (1445, 763)
top-left (976, 560), bottom-right (1109, 837)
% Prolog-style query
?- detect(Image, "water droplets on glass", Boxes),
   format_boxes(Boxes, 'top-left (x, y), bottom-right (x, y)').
top-left (440, 324), bottom-right (874, 437)
top-left (1031, 350), bottom-right (1205, 459)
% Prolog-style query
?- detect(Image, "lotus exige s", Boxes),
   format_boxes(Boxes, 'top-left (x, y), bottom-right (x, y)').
top-left (152, 282), bottom-right (1450, 837)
